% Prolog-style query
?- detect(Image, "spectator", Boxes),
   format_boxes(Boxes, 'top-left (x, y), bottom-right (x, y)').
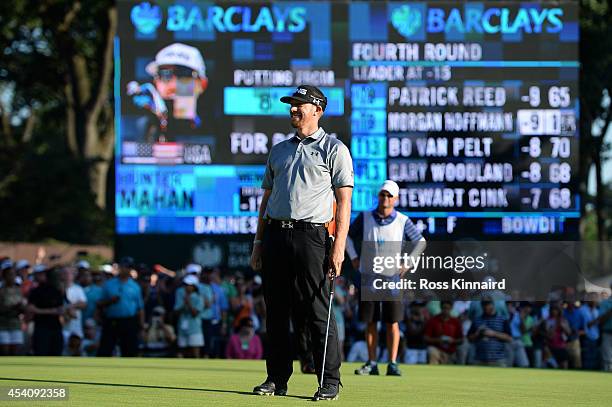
top-left (82, 319), bottom-right (100, 357)
top-left (226, 317), bottom-right (263, 359)
top-left (424, 301), bottom-right (463, 364)
top-left (0, 258), bottom-right (13, 283)
top-left (138, 270), bottom-right (156, 321)
top-left (456, 306), bottom-right (473, 365)
top-left (581, 293), bottom-right (600, 370)
top-left (404, 302), bottom-right (427, 365)
top-left (203, 268), bottom-right (229, 358)
top-left (596, 284), bottom-right (612, 372)
top-left (27, 266), bottom-right (64, 356)
top-left (176, 263), bottom-right (213, 354)
top-left (15, 260), bottom-right (33, 297)
top-left (508, 302), bottom-right (531, 368)
top-left (231, 275), bottom-right (254, 331)
top-left (63, 333), bottom-right (84, 356)
top-left (347, 335), bottom-right (379, 363)
top-left (468, 298), bottom-right (512, 367)
top-left (97, 257), bottom-right (144, 357)
top-left (143, 306), bottom-right (176, 357)
top-left (543, 305), bottom-right (572, 369)
top-left (79, 268), bottom-right (104, 323)
top-left (61, 267), bottom-right (87, 341)
top-left (222, 271), bottom-right (239, 324)
top-left (251, 274), bottom-right (266, 334)
top-left (175, 275), bottom-right (204, 358)
top-left (468, 293), bottom-right (509, 321)
top-left (0, 266), bottom-right (26, 355)
top-left (563, 300), bottom-right (585, 369)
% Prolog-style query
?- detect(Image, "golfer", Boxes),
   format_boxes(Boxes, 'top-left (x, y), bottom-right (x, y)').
top-left (250, 85), bottom-right (353, 400)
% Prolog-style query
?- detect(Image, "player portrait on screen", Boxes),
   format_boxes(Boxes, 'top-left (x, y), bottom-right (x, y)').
top-left (126, 42), bottom-right (208, 142)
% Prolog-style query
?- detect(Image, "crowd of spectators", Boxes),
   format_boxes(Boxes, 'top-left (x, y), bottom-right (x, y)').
top-left (1, 255), bottom-right (611, 372)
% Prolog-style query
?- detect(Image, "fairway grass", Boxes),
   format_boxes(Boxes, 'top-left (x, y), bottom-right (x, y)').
top-left (0, 357), bottom-right (609, 406)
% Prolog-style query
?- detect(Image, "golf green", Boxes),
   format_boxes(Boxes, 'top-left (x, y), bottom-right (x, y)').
top-left (0, 357), bottom-right (609, 406)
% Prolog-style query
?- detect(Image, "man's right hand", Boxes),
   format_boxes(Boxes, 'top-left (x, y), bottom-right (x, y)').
top-left (251, 244), bottom-right (263, 271)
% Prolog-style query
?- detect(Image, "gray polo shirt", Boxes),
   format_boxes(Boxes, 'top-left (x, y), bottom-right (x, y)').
top-left (262, 127), bottom-right (354, 223)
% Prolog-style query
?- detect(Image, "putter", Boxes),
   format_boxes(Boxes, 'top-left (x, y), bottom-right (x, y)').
top-left (316, 272), bottom-right (336, 400)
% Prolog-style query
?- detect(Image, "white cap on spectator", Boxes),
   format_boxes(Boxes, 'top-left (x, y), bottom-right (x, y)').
top-left (1, 259), bottom-right (13, 270)
top-left (77, 260), bottom-right (91, 269)
top-left (186, 263), bottom-right (202, 275)
top-left (153, 305), bottom-right (166, 315)
top-left (253, 275), bottom-right (262, 285)
top-left (100, 264), bottom-right (113, 274)
top-left (15, 276), bottom-right (22, 286)
top-left (84, 318), bottom-right (97, 328)
top-left (33, 264), bottom-right (47, 273)
top-left (379, 180), bottom-right (399, 197)
top-left (183, 274), bottom-right (199, 286)
top-left (15, 260), bottom-right (30, 270)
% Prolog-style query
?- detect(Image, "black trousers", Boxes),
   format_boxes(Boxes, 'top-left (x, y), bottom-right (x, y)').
top-left (97, 316), bottom-right (139, 357)
top-left (202, 319), bottom-right (222, 357)
top-left (32, 325), bottom-right (63, 356)
top-left (262, 224), bottom-right (341, 386)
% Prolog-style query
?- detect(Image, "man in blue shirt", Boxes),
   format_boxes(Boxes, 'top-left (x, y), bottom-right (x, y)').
top-left (563, 300), bottom-right (585, 369)
top-left (595, 286), bottom-right (612, 372)
top-left (468, 297), bottom-right (512, 367)
top-left (97, 257), bottom-right (144, 357)
top-left (581, 293), bottom-right (600, 370)
top-left (78, 267), bottom-right (104, 323)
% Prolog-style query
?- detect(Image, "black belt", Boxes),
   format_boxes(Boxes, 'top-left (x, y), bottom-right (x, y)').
top-left (267, 218), bottom-right (328, 230)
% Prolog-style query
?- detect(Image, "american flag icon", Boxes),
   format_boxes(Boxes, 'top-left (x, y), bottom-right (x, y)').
top-left (153, 142), bottom-right (184, 159)
top-left (122, 142), bottom-right (153, 157)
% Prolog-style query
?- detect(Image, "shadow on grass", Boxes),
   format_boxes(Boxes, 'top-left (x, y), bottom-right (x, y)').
top-left (0, 377), bottom-right (312, 401)
top-left (0, 360), bottom-right (258, 374)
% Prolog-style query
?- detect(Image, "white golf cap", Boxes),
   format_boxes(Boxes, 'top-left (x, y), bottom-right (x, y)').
top-left (100, 264), bottom-right (114, 274)
top-left (15, 260), bottom-right (30, 270)
top-left (146, 43), bottom-right (206, 78)
top-left (183, 274), bottom-right (199, 286)
top-left (380, 180), bottom-right (400, 197)
top-left (1, 259), bottom-right (13, 270)
top-left (77, 260), bottom-right (91, 269)
top-left (33, 264), bottom-right (47, 273)
top-left (185, 263), bottom-right (202, 275)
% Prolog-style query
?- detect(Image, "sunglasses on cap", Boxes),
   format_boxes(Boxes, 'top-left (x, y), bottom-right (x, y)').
top-left (157, 66), bottom-right (197, 81)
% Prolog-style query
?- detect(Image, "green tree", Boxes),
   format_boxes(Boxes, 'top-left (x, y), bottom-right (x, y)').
top-left (580, 0), bottom-right (612, 241)
top-left (0, 0), bottom-right (115, 243)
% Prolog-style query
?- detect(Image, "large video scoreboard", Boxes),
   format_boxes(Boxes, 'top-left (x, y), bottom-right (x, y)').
top-left (116, 1), bottom-right (579, 240)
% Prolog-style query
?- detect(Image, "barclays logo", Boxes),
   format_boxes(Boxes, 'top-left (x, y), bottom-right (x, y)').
top-left (130, 2), bottom-right (306, 34)
top-left (391, 5), bottom-right (423, 39)
top-left (131, 2), bottom-right (162, 35)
